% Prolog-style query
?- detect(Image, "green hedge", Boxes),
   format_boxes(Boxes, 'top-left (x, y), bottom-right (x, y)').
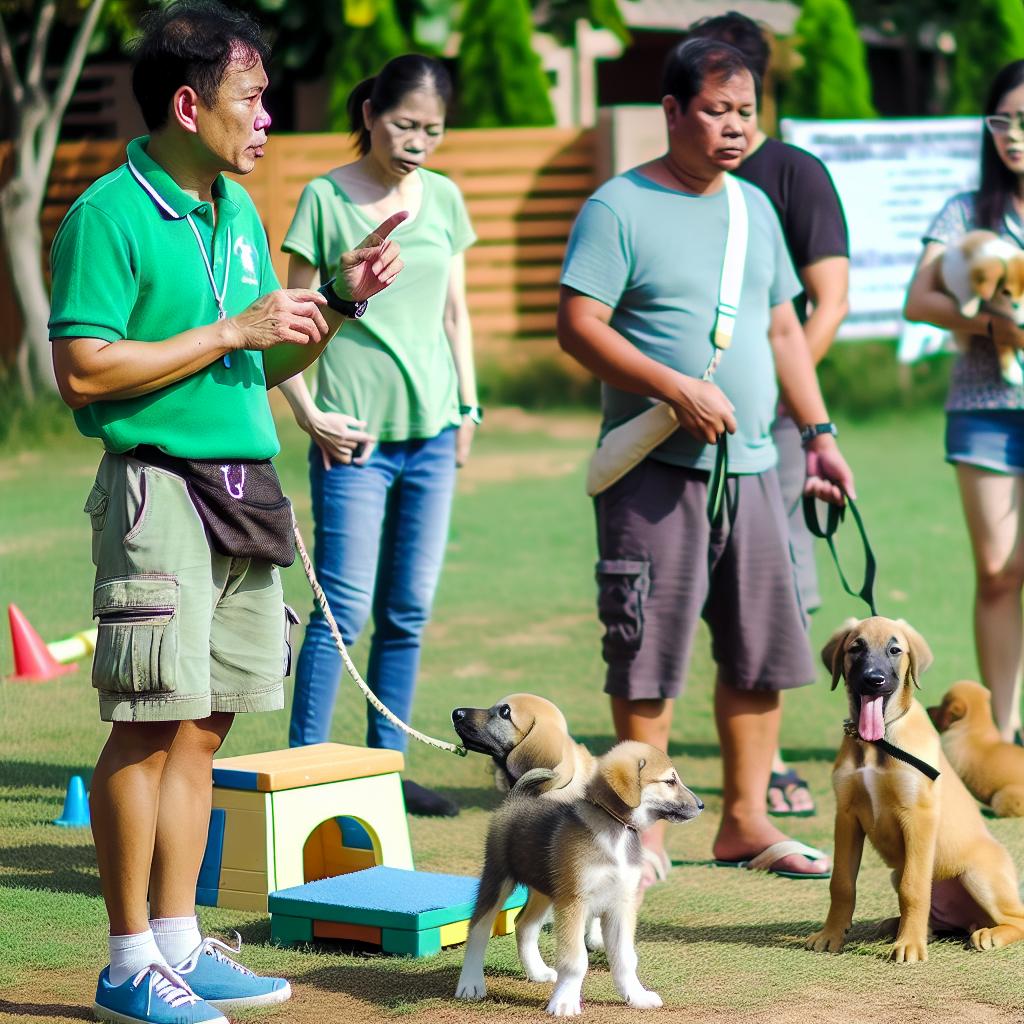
top-left (478, 340), bottom-right (953, 415)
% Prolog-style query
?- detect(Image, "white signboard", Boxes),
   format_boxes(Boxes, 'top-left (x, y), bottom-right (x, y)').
top-left (781, 117), bottom-right (982, 342)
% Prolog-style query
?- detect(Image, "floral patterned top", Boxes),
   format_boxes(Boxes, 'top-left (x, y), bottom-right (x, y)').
top-left (924, 191), bottom-right (1024, 411)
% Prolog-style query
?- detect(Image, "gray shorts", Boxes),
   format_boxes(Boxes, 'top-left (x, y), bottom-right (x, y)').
top-left (594, 458), bottom-right (816, 700)
top-left (771, 413), bottom-right (821, 614)
top-left (84, 453), bottom-right (290, 723)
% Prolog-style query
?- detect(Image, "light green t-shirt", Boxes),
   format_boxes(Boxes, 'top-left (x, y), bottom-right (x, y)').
top-left (561, 169), bottom-right (801, 474)
top-left (48, 136), bottom-right (282, 459)
top-left (283, 169), bottom-right (475, 441)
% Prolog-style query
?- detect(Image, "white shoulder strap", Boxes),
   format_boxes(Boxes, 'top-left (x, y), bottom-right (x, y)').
top-left (712, 174), bottom-right (748, 352)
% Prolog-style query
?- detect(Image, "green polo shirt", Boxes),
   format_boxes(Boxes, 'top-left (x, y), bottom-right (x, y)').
top-left (49, 136), bottom-right (282, 459)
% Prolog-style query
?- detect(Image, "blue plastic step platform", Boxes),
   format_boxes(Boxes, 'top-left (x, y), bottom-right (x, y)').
top-left (269, 866), bottom-right (528, 956)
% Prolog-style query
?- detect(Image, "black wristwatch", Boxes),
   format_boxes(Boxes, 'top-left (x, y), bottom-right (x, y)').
top-left (800, 421), bottom-right (838, 447)
top-left (318, 277), bottom-right (367, 319)
top-left (460, 404), bottom-right (484, 425)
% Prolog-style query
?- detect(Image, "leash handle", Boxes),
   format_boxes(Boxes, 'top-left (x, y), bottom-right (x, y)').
top-left (802, 491), bottom-right (878, 616)
top-left (707, 434), bottom-right (728, 528)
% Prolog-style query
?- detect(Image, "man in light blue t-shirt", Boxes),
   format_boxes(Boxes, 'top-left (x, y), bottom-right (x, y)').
top-left (558, 38), bottom-right (855, 885)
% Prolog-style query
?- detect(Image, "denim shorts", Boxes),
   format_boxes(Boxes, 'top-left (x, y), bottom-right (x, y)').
top-left (945, 410), bottom-right (1024, 475)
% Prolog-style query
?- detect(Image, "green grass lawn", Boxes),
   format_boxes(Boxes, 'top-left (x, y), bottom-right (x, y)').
top-left (3, 404), bottom-right (1024, 1023)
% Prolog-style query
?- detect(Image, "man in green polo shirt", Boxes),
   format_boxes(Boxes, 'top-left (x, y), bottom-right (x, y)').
top-left (48, 4), bottom-right (404, 1022)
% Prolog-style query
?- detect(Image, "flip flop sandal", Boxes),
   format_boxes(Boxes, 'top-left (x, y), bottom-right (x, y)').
top-left (767, 769), bottom-right (816, 817)
top-left (712, 839), bottom-right (831, 879)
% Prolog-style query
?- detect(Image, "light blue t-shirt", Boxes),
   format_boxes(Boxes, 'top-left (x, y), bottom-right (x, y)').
top-left (561, 168), bottom-right (801, 473)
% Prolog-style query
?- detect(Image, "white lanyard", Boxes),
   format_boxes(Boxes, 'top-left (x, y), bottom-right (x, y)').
top-left (186, 215), bottom-right (232, 367)
top-left (126, 157), bottom-right (234, 368)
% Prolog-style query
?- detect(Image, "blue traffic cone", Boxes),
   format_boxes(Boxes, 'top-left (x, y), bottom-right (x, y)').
top-left (53, 775), bottom-right (90, 827)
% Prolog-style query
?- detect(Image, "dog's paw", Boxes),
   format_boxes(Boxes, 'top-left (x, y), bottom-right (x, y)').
top-left (805, 929), bottom-right (846, 954)
top-left (526, 965), bottom-right (558, 984)
top-left (1001, 356), bottom-right (1024, 388)
top-left (455, 975), bottom-right (487, 1000)
top-left (625, 988), bottom-right (663, 1009)
top-left (890, 938), bottom-right (928, 963)
top-left (585, 918), bottom-right (605, 951)
top-left (969, 925), bottom-right (1018, 951)
top-left (546, 988), bottom-right (584, 1016)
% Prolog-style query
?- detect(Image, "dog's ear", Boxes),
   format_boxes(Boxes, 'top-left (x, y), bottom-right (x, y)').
top-left (945, 698), bottom-right (967, 724)
top-left (588, 744), bottom-right (645, 820)
top-left (821, 620), bottom-right (856, 690)
top-left (969, 258), bottom-right (1005, 302)
top-left (504, 711), bottom-right (576, 789)
top-left (1005, 257), bottom-right (1024, 301)
top-left (896, 619), bottom-right (933, 689)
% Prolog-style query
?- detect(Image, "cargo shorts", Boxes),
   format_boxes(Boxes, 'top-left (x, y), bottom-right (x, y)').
top-left (594, 457), bottom-right (817, 700)
top-left (83, 452), bottom-right (292, 723)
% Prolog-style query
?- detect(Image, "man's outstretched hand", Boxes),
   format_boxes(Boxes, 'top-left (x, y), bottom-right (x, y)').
top-left (335, 210), bottom-right (408, 302)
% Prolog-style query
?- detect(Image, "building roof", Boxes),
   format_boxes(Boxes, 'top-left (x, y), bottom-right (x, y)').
top-left (621, 0), bottom-right (800, 34)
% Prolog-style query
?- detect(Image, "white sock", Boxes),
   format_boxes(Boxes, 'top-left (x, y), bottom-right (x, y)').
top-left (108, 930), bottom-right (167, 987)
top-left (151, 915), bottom-right (204, 967)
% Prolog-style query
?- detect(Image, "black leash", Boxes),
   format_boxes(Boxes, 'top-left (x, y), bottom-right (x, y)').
top-left (802, 491), bottom-right (878, 616)
top-left (810, 492), bottom-right (940, 781)
top-left (841, 721), bottom-right (940, 780)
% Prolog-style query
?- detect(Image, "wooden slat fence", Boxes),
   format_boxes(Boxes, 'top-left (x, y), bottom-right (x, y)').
top-left (0, 127), bottom-right (598, 368)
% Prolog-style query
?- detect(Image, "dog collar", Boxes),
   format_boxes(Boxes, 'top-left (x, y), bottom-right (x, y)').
top-left (842, 720), bottom-right (940, 781)
top-left (586, 800), bottom-right (639, 833)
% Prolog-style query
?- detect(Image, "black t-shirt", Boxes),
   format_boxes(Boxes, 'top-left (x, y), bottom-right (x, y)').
top-left (734, 137), bottom-right (849, 322)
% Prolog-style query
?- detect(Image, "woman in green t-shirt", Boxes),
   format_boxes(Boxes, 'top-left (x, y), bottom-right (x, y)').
top-left (281, 55), bottom-right (479, 817)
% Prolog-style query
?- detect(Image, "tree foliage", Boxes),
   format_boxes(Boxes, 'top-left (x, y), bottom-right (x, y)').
top-left (323, 0), bottom-right (411, 131)
top-left (951, 0), bottom-right (1024, 114)
top-left (784, 0), bottom-right (877, 119)
top-left (456, 0), bottom-right (555, 128)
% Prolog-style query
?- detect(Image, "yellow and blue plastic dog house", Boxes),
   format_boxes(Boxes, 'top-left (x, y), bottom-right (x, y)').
top-left (196, 742), bottom-right (413, 911)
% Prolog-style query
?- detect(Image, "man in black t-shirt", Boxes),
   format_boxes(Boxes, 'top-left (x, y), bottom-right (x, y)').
top-left (689, 11), bottom-right (851, 819)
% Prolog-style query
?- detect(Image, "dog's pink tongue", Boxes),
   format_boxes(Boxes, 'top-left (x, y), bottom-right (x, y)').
top-left (859, 696), bottom-right (885, 742)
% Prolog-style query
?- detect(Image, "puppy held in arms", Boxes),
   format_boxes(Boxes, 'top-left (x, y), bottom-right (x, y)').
top-left (456, 741), bottom-right (702, 1016)
top-left (806, 616), bottom-right (1024, 963)
top-left (939, 229), bottom-right (1024, 386)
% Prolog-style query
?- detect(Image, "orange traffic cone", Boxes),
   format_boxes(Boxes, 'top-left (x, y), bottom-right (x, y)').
top-left (7, 604), bottom-right (78, 681)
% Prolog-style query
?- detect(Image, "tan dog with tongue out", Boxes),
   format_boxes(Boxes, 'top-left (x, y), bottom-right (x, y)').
top-left (806, 616), bottom-right (1024, 962)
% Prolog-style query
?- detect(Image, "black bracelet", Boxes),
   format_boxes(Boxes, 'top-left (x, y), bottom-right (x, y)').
top-left (318, 278), bottom-right (367, 319)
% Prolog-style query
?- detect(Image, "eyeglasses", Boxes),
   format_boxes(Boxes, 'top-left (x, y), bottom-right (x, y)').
top-left (985, 113), bottom-right (1024, 135)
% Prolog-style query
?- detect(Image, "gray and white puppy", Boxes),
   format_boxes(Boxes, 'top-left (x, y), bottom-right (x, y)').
top-left (455, 741), bottom-right (703, 1017)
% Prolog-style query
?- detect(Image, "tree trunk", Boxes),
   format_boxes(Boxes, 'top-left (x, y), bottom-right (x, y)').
top-left (1, 175), bottom-right (54, 397)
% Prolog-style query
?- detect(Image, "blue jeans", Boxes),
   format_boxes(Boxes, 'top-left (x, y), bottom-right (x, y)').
top-left (288, 428), bottom-right (456, 751)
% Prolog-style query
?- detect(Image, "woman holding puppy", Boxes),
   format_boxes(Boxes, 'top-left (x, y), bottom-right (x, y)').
top-left (905, 60), bottom-right (1024, 745)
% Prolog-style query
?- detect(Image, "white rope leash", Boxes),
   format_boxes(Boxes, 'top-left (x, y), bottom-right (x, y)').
top-left (292, 512), bottom-right (467, 757)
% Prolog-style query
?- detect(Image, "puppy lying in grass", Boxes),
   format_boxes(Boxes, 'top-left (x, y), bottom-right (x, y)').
top-left (456, 741), bottom-right (702, 1016)
top-left (928, 680), bottom-right (1024, 817)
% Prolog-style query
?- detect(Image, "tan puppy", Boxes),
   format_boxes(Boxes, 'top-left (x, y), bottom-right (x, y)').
top-left (928, 680), bottom-right (1024, 817)
top-left (806, 616), bottom-right (1024, 962)
top-left (939, 229), bottom-right (1024, 386)
top-left (452, 694), bottom-right (595, 796)
top-left (456, 741), bottom-right (702, 1016)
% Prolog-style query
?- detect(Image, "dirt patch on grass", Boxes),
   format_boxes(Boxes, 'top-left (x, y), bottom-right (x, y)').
top-left (485, 407), bottom-right (598, 441)
top-left (458, 451), bottom-right (585, 490)
top-left (13, 968), bottom-right (1009, 1024)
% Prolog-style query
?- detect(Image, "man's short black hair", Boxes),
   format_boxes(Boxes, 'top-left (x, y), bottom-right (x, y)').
top-left (661, 37), bottom-right (758, 111)
top-left (130, 0), bottom-right (270, 131)
top-left (686, 11), bottom-right (771, 82)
